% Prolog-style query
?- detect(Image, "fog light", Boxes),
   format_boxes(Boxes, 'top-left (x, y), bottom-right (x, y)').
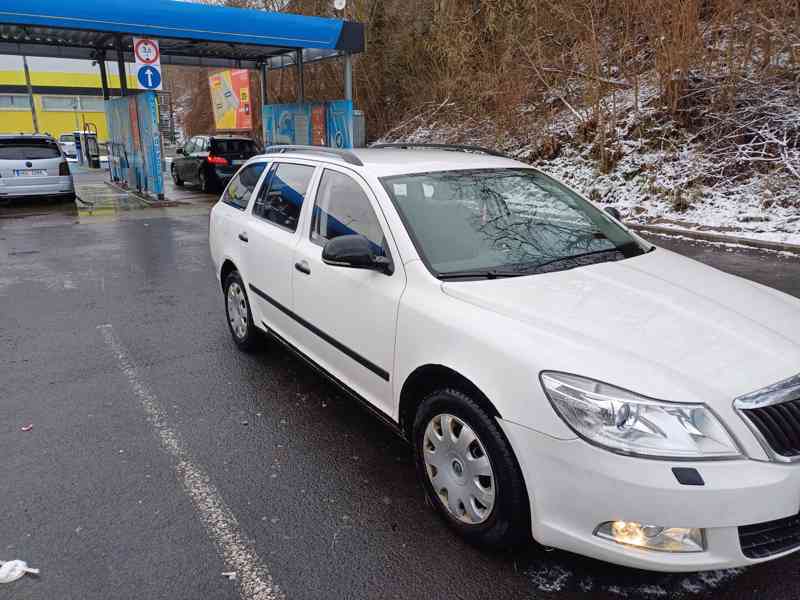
top-left (595, 521), bottom-right (705, 552)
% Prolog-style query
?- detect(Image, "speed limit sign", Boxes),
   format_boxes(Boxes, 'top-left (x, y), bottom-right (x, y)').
top-left (133, 37), bottom-right (163, 90)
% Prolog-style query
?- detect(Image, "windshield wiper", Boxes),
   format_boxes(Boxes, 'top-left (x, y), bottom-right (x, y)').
top-left (438, 269), bottom-right (528, 280)
top-left (439, 243), bottom-right (646, 281)
top-left (503, 246), bottom-right (633, 276)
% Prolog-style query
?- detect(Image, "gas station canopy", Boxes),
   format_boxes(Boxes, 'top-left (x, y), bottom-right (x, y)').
top-left (0, 0), bottom-right (365, 69)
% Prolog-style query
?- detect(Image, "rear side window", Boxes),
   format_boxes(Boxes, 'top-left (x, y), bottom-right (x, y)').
top-left (211, 139), bottom-right (260, 155)
top-left (253, 163), bottom-right (315, 232)
top-left (311, 169), bottom-right (387, 256)
top-left (221, 162), bottom-right (266, 210)
top-left (0, 140), bottom-right (61, 160)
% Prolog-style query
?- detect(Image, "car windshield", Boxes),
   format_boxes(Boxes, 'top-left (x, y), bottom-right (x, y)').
top-left (59, 134), bottom-right (73, 143)
top-left (380, 168), bottom-right (647, 278)
top-left (0, 140), bottom-right (61, 160)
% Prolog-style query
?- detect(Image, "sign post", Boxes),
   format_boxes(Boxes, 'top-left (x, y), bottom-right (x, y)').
top-left (133, 37), bottom-right (163, 91)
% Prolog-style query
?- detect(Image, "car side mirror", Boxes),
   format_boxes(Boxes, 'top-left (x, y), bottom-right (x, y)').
top-left (322, 234), bottom-right (393, 274)
top-left (604, 206), bottom-right (622, 221)
top-left (176, 148), bottom-right (184, 155)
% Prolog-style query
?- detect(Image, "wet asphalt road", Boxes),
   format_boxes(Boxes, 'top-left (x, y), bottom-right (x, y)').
top-left (2, 206), bottom-right (800, 600)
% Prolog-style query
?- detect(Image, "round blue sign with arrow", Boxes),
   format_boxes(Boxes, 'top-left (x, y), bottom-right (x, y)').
top-left (137, 66), bottom-right (162, 90)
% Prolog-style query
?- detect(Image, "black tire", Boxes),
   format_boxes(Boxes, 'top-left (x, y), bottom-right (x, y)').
top-left (171, 164), bottom-right (184, 186)
top-left (198, 168), bottom-right (212, 193)
top-left (223, 270), bottom-right (260, 352)
top-left (413, 388), bottom-right (531, 548)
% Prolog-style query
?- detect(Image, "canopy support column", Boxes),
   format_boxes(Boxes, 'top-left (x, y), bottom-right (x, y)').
top-left (97, 51), bottom-right (110, 100)
top-left (295, 49), bottom-right (304, 103)
top-left (344, 52), bottom-right (353, 101)
top-left (260, 61), bottom-right (268, 105)
top-left (22, 54), bottom-right (39, 133)
top-left (115, 36), bottom-right (128, 96)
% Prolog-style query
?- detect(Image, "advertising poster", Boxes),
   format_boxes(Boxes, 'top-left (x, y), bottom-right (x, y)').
top-left (208, 69), bottom-right (252, 131)
top-left (262, 101), bottom-right (353, 148)
top-left (311, 105), bottom-right (327, 146)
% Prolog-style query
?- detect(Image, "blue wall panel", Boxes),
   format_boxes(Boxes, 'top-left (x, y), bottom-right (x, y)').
top-left (263, 100), bottom-right (353, 148)
top-left (106, 92), bottom-right (164, 199)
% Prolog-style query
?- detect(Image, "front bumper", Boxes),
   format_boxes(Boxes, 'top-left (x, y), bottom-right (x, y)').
top-left (0, 175), bottom-right (75, 198)
top-left (499, 418), bottom-right (800, 572)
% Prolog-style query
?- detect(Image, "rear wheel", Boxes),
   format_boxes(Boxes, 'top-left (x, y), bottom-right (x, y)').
top-left (171, 164), bottom-right (184, 186)
top-left (198, 168), bottom-right (212, 193)
top-left (413, 388), bottom-right (530, 547)
top-left (223, 270), bottom-right (259, 352)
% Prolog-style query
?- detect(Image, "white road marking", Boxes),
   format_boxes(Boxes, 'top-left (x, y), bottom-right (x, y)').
top-left (98, 324), bottom-right (283, 600)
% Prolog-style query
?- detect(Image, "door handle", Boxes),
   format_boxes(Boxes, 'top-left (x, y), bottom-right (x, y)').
top-left (238, 232), bottom-right (248, 243)
top-left (294, 260), bottom-right (311, 275)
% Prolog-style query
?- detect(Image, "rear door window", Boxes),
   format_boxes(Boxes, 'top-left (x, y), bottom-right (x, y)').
top-left (252, 163), bottom-right (315, 232)
top-left (221, 162), bottom-right (267, 210)
top-left (0, 139), bottom-right (61, 160)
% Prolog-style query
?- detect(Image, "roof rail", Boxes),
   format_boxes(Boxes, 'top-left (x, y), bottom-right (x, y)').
top-left (263, 145), bottom-right (364, 166)
top-left (369, 143), bottom-right (508, 158)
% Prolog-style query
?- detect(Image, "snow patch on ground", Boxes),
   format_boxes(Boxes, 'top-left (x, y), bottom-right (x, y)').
top-left (524, 562), bottom-right (744, 597)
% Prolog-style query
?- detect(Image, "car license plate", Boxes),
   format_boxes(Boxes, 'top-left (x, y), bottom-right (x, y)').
top-left (232, 160), bottom-right (244, 166)
top-left (13, 169), bottom-right (48, 177)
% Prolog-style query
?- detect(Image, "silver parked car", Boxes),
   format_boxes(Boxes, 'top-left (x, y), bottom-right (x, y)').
top-left (0, 134), bottom-right (75, 201)
top-left (58, 132), bottom-right (77, 160)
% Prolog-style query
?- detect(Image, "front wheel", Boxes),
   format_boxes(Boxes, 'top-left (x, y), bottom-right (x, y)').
top-left (413, 388), bottom-right (530, 547)
top-left (171, 164), bottom-right (184, 186)
top-left (223, 271), bottom-right (259, 352)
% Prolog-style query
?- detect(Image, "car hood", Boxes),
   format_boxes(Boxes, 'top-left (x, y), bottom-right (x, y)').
top-left (441, 248), bottom-right (800, 405)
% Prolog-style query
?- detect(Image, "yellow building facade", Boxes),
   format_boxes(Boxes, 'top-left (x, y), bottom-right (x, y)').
top-left (0, 55), bottom-right (138, 141)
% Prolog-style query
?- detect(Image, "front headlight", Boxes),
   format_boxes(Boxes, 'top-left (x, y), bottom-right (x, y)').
top-left (540, 372), bottom-right (740, 459)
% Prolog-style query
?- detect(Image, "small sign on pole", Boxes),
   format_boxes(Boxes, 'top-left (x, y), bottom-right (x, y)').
top-left (133, 37), bottom-right (163, 91)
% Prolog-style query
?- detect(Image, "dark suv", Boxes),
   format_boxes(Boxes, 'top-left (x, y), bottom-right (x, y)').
top-left (171, 135), bottom-right (261, 193)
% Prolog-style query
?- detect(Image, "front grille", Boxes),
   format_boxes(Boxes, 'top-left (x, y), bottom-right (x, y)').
top-left (739, 513), bottom-right (800, 559)
top-left (740, 397), bottom-right (800, 458)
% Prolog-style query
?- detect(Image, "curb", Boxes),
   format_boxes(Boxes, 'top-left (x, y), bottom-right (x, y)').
top-left (106, 181), bottom-right (180, 208)
top-left (630, 224), bottom-right (800, 255)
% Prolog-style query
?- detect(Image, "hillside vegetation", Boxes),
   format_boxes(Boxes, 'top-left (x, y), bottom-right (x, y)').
top-left (185, 0), bottom-right (800, 242)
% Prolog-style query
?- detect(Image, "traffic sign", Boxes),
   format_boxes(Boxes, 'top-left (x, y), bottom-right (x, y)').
top-left (134, 38), bottom-right (160, 64)
top-left (133, 37), bottom-right (163, 91)
top-left (137, 66), bottom-right (162, 90)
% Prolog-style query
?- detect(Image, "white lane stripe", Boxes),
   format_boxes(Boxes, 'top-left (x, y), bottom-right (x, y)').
top-left (98, 324), bottom-right (283, 600)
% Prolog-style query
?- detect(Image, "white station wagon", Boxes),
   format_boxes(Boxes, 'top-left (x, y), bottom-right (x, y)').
top-left (209, 144), bottom-right (800, 572)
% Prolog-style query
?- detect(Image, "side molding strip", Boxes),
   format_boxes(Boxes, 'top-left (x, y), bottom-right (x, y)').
top-left (262, 322), bottom-right (405, 440)
top-left (249, 283), bottom-right (390, 382)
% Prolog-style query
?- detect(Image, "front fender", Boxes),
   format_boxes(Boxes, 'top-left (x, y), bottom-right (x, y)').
top-left (393, 263), bottom-right (576, 439)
